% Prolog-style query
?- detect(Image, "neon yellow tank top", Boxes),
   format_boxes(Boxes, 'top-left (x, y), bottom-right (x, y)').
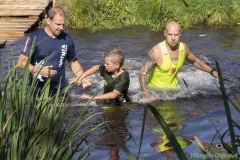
top-left (147, 40), bottom-right (185, 88)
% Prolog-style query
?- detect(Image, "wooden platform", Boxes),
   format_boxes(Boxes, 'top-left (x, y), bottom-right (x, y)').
top-left (0, 0), bottom-right (53, 48)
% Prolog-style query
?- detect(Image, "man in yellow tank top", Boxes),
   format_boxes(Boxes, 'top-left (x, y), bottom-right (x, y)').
top-left (139, 21), bottom-right (218, 103)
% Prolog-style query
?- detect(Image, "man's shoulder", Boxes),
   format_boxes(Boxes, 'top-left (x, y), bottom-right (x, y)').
top-left (180, 42), bottom-right (190, 51)
top-left (26, 29), bottom-right (47, 42)
top-left (151, 43), bottom-right (162, 59)
top-left (59, 30), bottom-right (68, 36)
top-left (29, 28), bottom-right (45, 36)
top-left (59, 31), bottom-right (74, 41)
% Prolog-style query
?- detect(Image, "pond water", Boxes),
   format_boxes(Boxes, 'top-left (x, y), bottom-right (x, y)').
top-left (1, 25), bottom-right (240, 159)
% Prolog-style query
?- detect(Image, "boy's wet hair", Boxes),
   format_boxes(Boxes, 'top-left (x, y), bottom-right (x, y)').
top-left (102, 48), bottom-right (124, 66)
top-left (47, 6), bottom-right (65, 20)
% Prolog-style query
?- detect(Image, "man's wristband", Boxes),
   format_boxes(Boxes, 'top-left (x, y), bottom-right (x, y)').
top-left (210, 69), bottom-right (216, 75)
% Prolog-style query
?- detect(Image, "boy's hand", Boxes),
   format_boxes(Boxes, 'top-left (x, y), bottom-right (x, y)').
top-left (82, 78), bottom-right (92, 91)
top-left (68, 77), bottom-right (92, 88)
top-left (80, 94), bottom-right (93, 100)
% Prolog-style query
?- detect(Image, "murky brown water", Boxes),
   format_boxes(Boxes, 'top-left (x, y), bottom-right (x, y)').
top-left (1, 26), bottom-right (240, 159)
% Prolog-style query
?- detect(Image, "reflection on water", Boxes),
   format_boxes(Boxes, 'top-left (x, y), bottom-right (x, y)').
top-left (149, 101), bottom-right (193, 159)
top-left (100, 105), bottom-right (130, 160)
top-left (66, 104), bottom-right (132, 160)
top-left (1, 26), bottom-right (240, 159)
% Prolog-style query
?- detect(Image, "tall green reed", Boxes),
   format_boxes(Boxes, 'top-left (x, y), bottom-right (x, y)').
top-left (0, 50), bottom-right (104, 159)
top-left (216, 61), bottom-right (239, 158)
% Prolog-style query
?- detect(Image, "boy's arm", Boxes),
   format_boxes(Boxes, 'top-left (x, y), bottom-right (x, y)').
top-left (69, 64), bottom-right (100, 86)
top-left (79, 65), bottom-right (100, 82)
top-left (80, 89), bottom-right (120, 100)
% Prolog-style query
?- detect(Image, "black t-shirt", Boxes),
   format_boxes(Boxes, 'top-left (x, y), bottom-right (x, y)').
top-left (99, 64), bottom-right (130, 103)
top-left (21, 28), bottom-right (77, 90)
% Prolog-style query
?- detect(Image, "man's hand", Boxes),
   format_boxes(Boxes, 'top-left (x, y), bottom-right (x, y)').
top-left (212, 70), bottom-right (218, 79)
top-left (68, 77), bottom-right (92, 90)
top-left (68, 77), bottom-right (81, 85)
top-left (38, 65), bottom-right (57, 78)
top-left (142, 92), bottom-right (155, 103)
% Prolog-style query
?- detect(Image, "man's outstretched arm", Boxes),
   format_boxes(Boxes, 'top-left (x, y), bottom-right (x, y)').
top-left (185, 44), bottom-right (218, 78)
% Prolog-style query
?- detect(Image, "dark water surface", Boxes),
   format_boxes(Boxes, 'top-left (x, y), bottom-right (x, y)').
top-left (1, 26), bottom-right (240, 159)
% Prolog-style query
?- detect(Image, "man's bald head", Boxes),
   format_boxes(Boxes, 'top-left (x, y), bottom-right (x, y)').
top-left (164, 21), bottom-right (182, 48)
top-left (165, 21), bottom-right (181, 32)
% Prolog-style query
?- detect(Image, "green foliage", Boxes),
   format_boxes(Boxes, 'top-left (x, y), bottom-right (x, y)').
top-left (144, 0), bottom-right (193, 31)
top-left (56, 0), bottom-right (86, 28)
top-left (56, 0), bottom-right (240, 31)
top-left (0, 52), bottom-right (103, 159)
top-left (57, 0), bottom-right (138, 31)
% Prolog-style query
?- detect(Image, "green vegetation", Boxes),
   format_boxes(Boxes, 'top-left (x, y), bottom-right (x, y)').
top-left (215, 61), bottom-right (239, 158)
top-left (55, 0), bottom-right (240, 31)
top-left (0, 52), bottom-right (104, 159)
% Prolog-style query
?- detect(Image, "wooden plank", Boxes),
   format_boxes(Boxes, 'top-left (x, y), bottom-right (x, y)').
top-left (0, 8), bottom-right (45, 12)
top-left (1, 0), bottom-right (49, 2)
top-left (1, 0), bottom-right (48, 2)
top-left (0, 6), bottom-right (47, 9)
top-left (0, 24), bottom-right (33, 29)
top-left (0, 32), bottom-right (25, 36)
top-left (0, 36), bottom-right (22, 42)
top-left (0, 3), bottom-right (47, 6)
top-left (0, 36), bottom-right (22, 40)
top-left (0, 17), bottom-right (37, 21)
top-left (0, 17), bottom-right (38, 21)
top-left (0, 21), bottom-right (35, 25)
top-left (0, 20), bottom-right (37, 23)
top-left (0, 10), bottom-right (45, 16)
top-left (1, 0), bottom-right (48, 1)
top-left (0, 29), bottom-right (32, 32)
top-left (0, 18), bottom-right (37, 23)
top-left (0, 31), bottom-right (25, 35)
top-left (0, 2), bottom-right (47, 5)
